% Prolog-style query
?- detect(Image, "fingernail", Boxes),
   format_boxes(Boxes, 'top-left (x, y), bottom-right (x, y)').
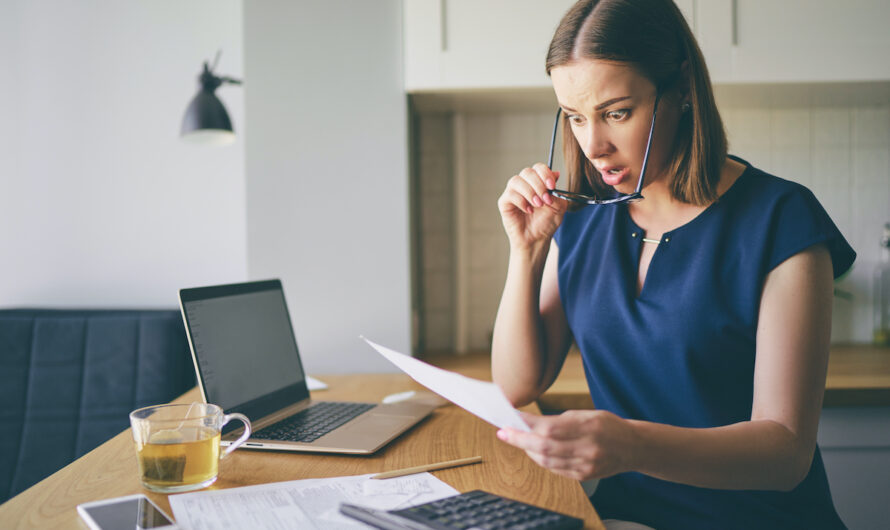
top-left (546, 179), bottom-right (555, 189)
top-left (542, 193), bottom-right (553, 205)
top-left (532, 196), bottom-right (543, 207)
top-left (526, 206), bottom-right (534, 215)
top-left (497, 430), bottom-right (506, 441)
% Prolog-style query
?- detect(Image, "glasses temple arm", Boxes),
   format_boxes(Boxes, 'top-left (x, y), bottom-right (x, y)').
top-left (635, 95), bottom-right (661, 194)
top-left (548, 108), bottom-right (562, 169)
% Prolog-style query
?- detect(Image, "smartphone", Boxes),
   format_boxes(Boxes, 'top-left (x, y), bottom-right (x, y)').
top-left (77, 494), bottom-right (177, 530)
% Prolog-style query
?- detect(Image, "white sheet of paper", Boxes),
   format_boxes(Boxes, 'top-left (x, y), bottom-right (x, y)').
top-left (361, 337), bottom-right (530, 432)
top-left (305, 375), bottom-right (328, 390)
top-left (169, 472), bottom-right (458, 530)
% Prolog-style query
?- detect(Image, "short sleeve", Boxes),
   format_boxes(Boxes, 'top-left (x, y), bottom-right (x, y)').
top-left (554, 208), bottom-right (583, 252)
top-left (766, 185), bottom-right (855, 279)
top-left (554, 219), bottom-right (566, 249)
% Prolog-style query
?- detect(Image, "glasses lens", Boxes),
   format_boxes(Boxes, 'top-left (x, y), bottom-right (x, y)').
top-left (550, 190), bottom-right (600, 204)
top-left (549, 188), bottom-right (643, 205)
top-left (548, 189), bottom-right (597, 203)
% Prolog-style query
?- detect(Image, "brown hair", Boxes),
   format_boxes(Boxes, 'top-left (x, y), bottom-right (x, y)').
top-left (546, 0), bottom-right (726, 207)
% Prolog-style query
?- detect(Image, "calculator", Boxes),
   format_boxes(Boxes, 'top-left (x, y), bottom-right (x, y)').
top-left (339, 489), bottom-right (584, 529)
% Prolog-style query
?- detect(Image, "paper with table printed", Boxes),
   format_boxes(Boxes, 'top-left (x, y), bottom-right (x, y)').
top-left (169, 472), bottom-right (458, 529)
top-left (361, 337), bottom-right (530, 432)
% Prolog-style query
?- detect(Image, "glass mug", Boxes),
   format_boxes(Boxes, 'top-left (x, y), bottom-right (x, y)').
top-left (129, 403), bottom-right (251, 493)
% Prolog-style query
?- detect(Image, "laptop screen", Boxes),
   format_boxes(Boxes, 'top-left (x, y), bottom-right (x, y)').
top-left (180, 280), bottom-right (308, 413)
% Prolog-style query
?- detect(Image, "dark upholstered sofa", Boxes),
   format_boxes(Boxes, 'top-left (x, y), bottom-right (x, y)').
top-left (0, 309), bottom-right (195, 503)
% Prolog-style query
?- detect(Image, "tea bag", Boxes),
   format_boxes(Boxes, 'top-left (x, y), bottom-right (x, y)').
top-left (150, 429), bottom-right (185, 444)
top-left (144, 429), bottom-right (186, 483)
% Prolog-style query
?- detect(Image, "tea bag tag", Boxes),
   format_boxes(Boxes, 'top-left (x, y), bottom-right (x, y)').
top-left (149, 429), bottom-right (185, 444)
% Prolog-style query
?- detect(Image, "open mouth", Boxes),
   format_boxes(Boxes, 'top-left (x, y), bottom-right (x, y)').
top-left (601, 167), bottom-right (629, 186)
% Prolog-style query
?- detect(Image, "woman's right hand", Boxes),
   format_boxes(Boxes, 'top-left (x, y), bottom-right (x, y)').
top-left (497, 163), bottom-right (568, 253)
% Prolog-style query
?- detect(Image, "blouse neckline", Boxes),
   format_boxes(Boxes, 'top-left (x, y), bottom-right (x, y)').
top-left (622, 156), bottom-right (752, 239)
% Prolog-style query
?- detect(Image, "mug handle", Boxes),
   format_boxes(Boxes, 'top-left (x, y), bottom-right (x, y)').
top-left (220, 412), bottom-right (252, 459)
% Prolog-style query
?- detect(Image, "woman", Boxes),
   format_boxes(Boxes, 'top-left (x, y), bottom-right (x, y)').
top-left (491, 0), bottom-right (854, 528)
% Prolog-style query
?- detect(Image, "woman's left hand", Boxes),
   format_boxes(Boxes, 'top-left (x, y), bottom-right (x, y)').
top-left (496, 410), bottom-right (638, 481)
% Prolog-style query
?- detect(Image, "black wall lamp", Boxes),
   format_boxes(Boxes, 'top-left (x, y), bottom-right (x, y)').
top-left (180, 51), bottom-right (242, 145)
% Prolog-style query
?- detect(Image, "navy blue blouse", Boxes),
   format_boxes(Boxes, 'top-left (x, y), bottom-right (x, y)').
top-left (553, 157), bottom-right (855, 530)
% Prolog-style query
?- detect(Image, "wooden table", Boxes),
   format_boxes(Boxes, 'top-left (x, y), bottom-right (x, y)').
top-left (0, 373), bottom-right (604, 529)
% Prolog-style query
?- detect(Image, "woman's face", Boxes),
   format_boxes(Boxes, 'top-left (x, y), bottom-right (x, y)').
top-left (550, 58), bottom-right (680, 195)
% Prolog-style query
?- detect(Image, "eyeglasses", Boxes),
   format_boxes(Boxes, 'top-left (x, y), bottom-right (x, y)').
top-left (546, 93), bottom-right (662, 205)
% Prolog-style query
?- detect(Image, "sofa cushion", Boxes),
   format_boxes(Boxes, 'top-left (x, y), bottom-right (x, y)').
top-left (0, 309), bottom-right (195, 502)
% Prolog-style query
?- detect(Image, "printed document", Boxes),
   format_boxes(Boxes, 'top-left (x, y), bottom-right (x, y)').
top-left (169, 472), bottom-right (458, 530)
top-left (361, 337), bottom-right (530, 432)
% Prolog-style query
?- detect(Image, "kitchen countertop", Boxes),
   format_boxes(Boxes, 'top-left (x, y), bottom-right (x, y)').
top-left (822, 343), bottom-right (890, 406)
top-left (424, 343), bottom-right (890, 411)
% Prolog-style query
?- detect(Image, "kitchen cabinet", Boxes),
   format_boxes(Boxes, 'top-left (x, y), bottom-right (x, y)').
top-left (404, 0), bottom-right (890, 91)
top-left (696, 0), bottom-right (890, 83)
top-left (818, 407), bottom-right (890, 529)
top-left (404, 0), bottom-right (580, 91)
top-left (402, 0), bottom-right (696, 91)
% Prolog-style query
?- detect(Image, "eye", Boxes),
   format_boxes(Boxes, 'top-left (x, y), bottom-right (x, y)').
top-left (604, 109), bottom-right (631, 122)
top-left (566, 113), bottom-right (586, 126)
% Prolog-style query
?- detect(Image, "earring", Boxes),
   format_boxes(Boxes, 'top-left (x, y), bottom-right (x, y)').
top-left (681, 102), bottom-right (691, 113)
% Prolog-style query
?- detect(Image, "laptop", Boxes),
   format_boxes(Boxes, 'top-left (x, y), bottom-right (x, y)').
top-left (178, 279), bottom-right (435, 454)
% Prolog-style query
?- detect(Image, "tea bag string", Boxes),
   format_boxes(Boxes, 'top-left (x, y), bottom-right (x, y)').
top-left (176, 402), bottom-right (202, 431)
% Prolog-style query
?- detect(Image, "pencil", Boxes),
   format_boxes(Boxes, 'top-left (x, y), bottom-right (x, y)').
top-left (370, 456), bottom-right (483, 480)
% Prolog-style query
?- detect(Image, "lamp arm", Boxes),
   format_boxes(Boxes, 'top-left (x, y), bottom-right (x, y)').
top-left (204, 51), bottom-right (242, 86)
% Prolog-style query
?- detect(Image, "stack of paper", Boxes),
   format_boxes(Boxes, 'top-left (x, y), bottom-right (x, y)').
top-left (169, 472), bottom-right (459, 529)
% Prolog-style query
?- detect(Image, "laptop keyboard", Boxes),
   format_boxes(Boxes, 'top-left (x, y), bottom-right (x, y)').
top-left (253, 401), bottom-right (376, 443)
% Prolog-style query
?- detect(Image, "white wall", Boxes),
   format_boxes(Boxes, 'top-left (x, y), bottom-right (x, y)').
top-left (244, 0), bottom-right (411, 373)
top-left (0, 0), bottom-right (247, 308)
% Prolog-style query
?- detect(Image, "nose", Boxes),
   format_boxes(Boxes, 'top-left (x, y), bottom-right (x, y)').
top-left (577, 121), bottom-right (613, 161)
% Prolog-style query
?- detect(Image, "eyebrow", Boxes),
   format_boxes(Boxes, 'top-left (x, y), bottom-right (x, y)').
top-left (560, 96), bottom-right (633, 112)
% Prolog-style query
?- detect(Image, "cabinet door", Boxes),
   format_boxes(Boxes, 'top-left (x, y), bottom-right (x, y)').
top-left (403, 0), bottom-right (446, 91)
top-left (736, 0), bottom-right (890, 82)
top-left (693, 0), bottom-right (734, 82)
top-left (404, 0), bottom-right (700, 91)
top-left (404, 0), bottom-right (890, 89)
top-left (404, 0), bottom-right (575, 91)
top-left (696, 0), bottom-right (890, 83)
top-left (819, 407), bottom-right (890, 529)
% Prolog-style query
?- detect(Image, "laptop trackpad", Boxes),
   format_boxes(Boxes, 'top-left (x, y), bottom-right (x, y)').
top-left (319, 414), bottom-right (417, 447)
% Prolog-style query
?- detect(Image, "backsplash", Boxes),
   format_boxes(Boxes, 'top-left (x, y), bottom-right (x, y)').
top-left (415, 102), bottom-right (890, 353)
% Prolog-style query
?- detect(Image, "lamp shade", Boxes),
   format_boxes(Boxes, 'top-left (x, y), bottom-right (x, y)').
top-left (180, 89), bottom-right (235, 145)
top-left (180, 55), bottom-right (241, 146)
